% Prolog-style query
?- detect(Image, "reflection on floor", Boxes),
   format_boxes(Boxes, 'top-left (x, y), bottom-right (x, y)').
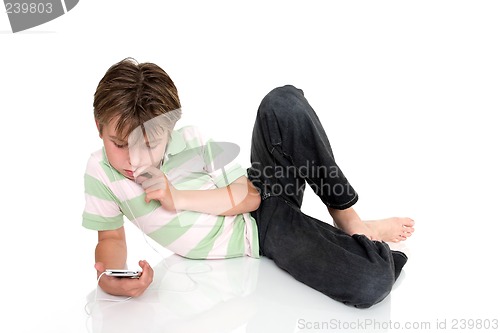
top-left (86, 253), bottom-right (399, 333)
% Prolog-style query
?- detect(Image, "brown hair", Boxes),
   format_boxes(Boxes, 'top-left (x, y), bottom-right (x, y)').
top-left (93, 57), bottom-right (182, 140)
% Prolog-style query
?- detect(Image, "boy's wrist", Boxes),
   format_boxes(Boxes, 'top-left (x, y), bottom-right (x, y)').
top-left (170, 187), bottom-right (186, 211)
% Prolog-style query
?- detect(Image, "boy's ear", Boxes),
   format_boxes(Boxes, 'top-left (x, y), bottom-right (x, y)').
top-left (95, 119), bottom-right (102, 138)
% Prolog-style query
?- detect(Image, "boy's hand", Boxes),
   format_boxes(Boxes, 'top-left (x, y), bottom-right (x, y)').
top-left (94, 260), bottom-right (154, 297)
top-left (135, 166), bottom-right (178, 211)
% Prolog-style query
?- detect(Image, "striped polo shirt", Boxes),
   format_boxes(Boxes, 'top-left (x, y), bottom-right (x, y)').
top-left (82, 125), bottom-right (260, 259)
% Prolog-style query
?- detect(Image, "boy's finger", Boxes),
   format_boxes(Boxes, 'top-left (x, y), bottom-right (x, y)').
top-left (138, 260), bottom-right (148, 270)
top-left (142, 178), bottom-right (166, 191)
top-left (139, 260), bottom-right (153, 277)
top-left (137, 166), bottom-right (162, 180)
top-left (145, 189), bottom-right (167, 204)
top-left (94, 262), bottom-right (105, 274)
top-left (137, 265), bottom-right (152, 286)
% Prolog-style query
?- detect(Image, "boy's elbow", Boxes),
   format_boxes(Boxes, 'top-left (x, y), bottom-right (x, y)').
top-left (240, 177), bottom-right (261, 212)
top-left (249, 193), bottom-right (261, 212)
top-left (247, 190), bottom-right (261, 212)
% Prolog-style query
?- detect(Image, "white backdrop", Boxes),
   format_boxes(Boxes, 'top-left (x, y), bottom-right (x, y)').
top-left (1, 1), bottom-right (499, 332)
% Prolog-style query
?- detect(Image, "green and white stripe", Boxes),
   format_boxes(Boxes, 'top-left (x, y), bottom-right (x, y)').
top-left (82, 126), bottom-right (260, 259)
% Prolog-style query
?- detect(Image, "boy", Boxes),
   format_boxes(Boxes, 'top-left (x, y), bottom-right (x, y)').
top-left (83, 58), bottom-right (414, 308)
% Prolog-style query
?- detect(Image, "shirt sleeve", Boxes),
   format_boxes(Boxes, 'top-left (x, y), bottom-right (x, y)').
top-left (82, 154), bottom-right (124, 231)
top-left (202, 139), bottom-right (248, 187)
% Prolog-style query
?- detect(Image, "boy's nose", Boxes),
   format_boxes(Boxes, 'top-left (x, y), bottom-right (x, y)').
top-left (128, 148), bottom-right (150, 169)
top-left (128, 150), bottom-right (140, 168)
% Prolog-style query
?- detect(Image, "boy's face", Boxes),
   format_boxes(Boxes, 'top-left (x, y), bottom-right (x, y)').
top-left (100, 117), bottom-right (169, 181)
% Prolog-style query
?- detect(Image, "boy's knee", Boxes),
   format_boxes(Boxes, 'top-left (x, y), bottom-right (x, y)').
top-left (344, 269), bottom-right (394, 308)
top-left (268, 84), bottom-right (303, 99)
top-left (258, 84), bottom-right (308, 119)
top-left (265, 85), bottom-right (304, 106)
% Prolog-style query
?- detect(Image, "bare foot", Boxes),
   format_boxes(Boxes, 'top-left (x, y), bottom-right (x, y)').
top-left (328, 207), bottom-right (415, 242)
top-left (364, 217), bottom-right (415, 243)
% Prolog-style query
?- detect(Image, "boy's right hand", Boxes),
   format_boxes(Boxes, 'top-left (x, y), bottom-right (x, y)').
top-left (135, 166), bottom-right (178, 212)
top-left (94, 260), bottom-right (154, 297)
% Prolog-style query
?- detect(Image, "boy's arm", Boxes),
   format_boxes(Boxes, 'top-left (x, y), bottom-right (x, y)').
top-left (174, 176), bottom-right (261, 216)
top-left (140, 170), bottom-right (261, 216)
top-left (94, 227), bottom-right (154, 297)
top-left (95, 227), bottom-right (127, 271)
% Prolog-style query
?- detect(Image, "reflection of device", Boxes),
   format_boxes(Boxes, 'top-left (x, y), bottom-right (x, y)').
top-left (104, 269), bottom-right (141, 278)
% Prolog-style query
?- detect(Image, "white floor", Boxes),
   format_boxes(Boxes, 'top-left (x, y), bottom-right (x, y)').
top-left (82, 199), bottom-right (500, 333)
top-left (85, 253), bottom-right (400, 333)
top-left (80, 180), bottom-right (500, 333)
top-left (2, 1), bottom-right (500, 332)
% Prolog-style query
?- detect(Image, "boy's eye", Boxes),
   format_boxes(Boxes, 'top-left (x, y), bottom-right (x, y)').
top-left (113, 141), bottom-right (127, 149)
top-left (146, 142), bottom-right (160, 149)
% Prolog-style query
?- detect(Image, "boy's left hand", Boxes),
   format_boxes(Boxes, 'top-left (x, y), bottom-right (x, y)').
top-left (135, 166), bottom-right (178, 211)
top-left (94, 260), bottom-right (154, 297)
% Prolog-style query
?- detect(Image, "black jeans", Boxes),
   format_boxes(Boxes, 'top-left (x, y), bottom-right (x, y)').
top-left (248, 85), bottom-right (407, 308)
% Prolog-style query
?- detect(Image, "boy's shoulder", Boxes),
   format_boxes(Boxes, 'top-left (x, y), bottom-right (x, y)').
top-left (174, 125), bottom-right (204, 139)
top-left (90, 148), bottom-right (105, 160)
top-left (171, 125), bottom-right (207, 150)
top-left (86, 148), bottom-right (105, 168)
top-left (84, 148), bottom-right (114, 179)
